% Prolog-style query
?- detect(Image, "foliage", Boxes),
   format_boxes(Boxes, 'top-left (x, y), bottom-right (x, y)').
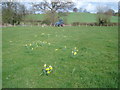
top-left (96, 6), bottom-right (113, 26)
top-left (41, 19), bottom-right (51, 25)
top-left (58, 12), bottom-right (68, 24)
top-left (42, 10), bottom-right (58, 25)
top-left (2, 2), bottom-right (27, 25)
top-left (72, 22), bottom-right (80, 26)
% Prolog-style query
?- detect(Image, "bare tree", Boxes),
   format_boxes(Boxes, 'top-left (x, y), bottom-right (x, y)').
top-left (31, 0), bottom-right (74, 25)
top-left (118, 1), bottom-right (120, 16)
top-left (2, 2), bottom-right (27, 25)
top-left (96, 5), bottom-right (112, 26)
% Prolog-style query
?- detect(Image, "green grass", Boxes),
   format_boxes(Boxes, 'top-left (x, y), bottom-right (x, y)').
top-left (0, 28), bottom-right (2, 89)
top-left (2, 26), bottom-right (118, 88)
top-left (24, 12), bottom-right (118, 24)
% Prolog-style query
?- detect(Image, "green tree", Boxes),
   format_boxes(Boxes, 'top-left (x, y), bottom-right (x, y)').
top-left (2, 2), bottom-right (27, 25)
top-left (73, 7), bottom-right (78, 12)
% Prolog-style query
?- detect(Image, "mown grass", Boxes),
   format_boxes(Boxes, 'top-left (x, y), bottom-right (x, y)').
top-left (2, 26), bottom-right (118, 88)
top-left (24, 12), bottom-right (118, 24)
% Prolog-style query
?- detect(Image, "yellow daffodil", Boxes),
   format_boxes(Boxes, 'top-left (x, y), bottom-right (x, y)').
top-left (32, 48), bottom-right (33, 50)
top-left (46, 68), bottom-right (50, 71)
top-left (47, 71), bottom-right (50, 74)
top-left (74, 47), bottom-right (77, 49)
top-left (55, 49), bottom-right (58, 51)
top-left (30, 43), bottom-right (31, 46)
top-left (42, 64), bottom-right (53, 75)
top-left (72, 51), bottom-right (74, 53)
top-left (74, 52), bottom-right (77, 55)
top-left (49, 65), bottom-right (53, 70)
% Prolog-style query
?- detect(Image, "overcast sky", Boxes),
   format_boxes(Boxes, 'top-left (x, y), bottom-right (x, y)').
top-left (74, 1), bottom-right (118, 13)
top-left (3, 0), bottom-right (119, 13)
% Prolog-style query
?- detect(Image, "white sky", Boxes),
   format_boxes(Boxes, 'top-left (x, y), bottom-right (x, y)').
top-left (1, 0), bottom-right (119, 2)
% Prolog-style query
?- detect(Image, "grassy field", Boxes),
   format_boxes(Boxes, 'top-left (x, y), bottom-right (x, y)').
top-left (2, 26), bottom-right (118, 88)
top-left (24, 12), bottom-right (118, 24)
top-left (0, 28), bottom-right (2, 89)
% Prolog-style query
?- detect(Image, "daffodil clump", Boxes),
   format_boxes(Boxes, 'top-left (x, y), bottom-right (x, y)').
top-left (41, 64), bottom-right (53, 75)
top-left (55, 48), bottom-right (58, 51)
top-left (25, 43), bottom-right (35, 50)
top-left (36, 41), bottom-right (51, 47)
top-left (72, 47), bottom-right (79, 56)
top-left (63, 45), bottom-right (67, 50)
top-left (24, 41), bottom-right (51, 51)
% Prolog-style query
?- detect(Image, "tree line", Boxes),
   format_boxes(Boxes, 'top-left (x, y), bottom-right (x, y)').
top-left (2, 2), bottom-right (29, 25)
top-left (1, 1), bottom-right (120, 26)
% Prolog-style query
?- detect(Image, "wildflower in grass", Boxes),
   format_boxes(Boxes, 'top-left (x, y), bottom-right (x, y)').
top-left (72, 51), bottom-right (77, 56)
top-left (47, 71), bottom-right (50, 74)
top-left (48, 43), bottom-right (51, 45)
top-left (45, 67), bottom-right (50, 71)
top-left (72, 47), bottom-right (79, 56)
top-left (42, 41), bottom-right (44, 43)
top-left (55, 49), bottom-right (58, 51)
top-left (44, 41), bottom-right (47, 44)
top-left (72, 51), bottom-right (74, 54)
top-left (30, 43), bottom-right (32, 46)
top-left (63, 46), bottom-right (67, 51)
top-left (25, 44), bottom-right (28, 47)
top-left (9, 41), bottom-right (12, 42)
top-left (41, 33), bottom-right (45, 35)
top-left (74, 47), bottom-right (77, 49)
top-left (65, 46), bottom-right (66, 48)
top-left (47, 34), bottom-right (50, 36)
top-left (74, 47), bottom-right (78, 52)
top-left (40, 64), bottom-right (53, 76)
top-left (49, 65), bottom-right (53, 70)
top-left (31, 48), bottom-right (33, 50)
top-left (73, 52), bottom-right (77, 55)
top-left (44, 64), bottom-right (46, 68)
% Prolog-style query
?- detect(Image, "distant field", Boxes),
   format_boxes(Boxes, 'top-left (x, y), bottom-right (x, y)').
top-left (2, 26), bottom-right (118, 88)
top-left (24, 12), bottom-right (118, 24)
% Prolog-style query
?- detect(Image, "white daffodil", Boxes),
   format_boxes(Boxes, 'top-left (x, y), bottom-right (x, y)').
top-left (44, 64), bottom-right (46, 68)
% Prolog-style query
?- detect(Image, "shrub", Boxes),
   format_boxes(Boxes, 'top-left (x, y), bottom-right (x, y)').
top-left (41, 19), bottom-right (51, 25)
